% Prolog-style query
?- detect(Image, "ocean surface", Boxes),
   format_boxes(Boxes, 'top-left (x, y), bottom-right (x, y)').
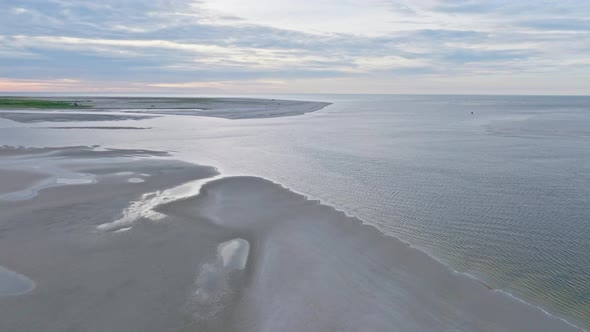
top-left (1, 94), bottom-right (589, 327)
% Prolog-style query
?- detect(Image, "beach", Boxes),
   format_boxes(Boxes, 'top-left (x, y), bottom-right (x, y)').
top-left (0, 96), bottom-right (588, 331)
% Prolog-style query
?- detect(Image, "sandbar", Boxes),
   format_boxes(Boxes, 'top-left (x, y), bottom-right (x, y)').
top-left (0, 97), bottom-right (331, 120)
top-left (0, 148), bottom-right (584, 331)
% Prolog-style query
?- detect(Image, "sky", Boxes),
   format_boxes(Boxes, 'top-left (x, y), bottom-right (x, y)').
top-left (1, 0), bottom-right (589, 94)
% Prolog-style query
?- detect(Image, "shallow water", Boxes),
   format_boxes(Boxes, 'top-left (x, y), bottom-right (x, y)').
top-left (1, 94), bottom-right (589, 327)
top-left (0, 266), bottom-right (35, 296)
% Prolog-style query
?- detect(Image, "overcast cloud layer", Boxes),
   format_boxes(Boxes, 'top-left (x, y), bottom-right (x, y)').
top-left (1, 0), bottom-right (589, 94)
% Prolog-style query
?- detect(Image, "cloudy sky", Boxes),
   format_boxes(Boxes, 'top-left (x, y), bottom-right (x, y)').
top-left (1, 0), bottom-right (589, 94)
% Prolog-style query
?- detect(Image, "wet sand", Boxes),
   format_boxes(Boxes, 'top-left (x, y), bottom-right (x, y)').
top-left (161, 177), bottom-right (585, 332)
top-left (0, 145), bottom-right (584, 331)
top-left (0, 146), bottom-right (217, 331)
top-left (0, 146), bottom-right (174, 201)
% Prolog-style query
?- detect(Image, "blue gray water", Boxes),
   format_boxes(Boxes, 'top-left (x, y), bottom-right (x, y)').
top-left (0, 266), bottom-right (35, 296)
top-left (1, 94), bottom-right (589, 327)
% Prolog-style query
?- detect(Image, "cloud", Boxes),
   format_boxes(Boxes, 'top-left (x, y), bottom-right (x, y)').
top-left (519, 18), bottom-right (590, 31)
top-left (0, 0), bottom-right (588, 94)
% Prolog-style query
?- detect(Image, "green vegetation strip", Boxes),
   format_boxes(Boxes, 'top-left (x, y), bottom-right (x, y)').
top-left (0, 98), bottom-right (85, 109)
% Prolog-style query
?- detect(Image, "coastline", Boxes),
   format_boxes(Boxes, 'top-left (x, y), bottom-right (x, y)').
top-left (158, 171), bottom-right (590, 332)
top-left (0, 145), bottom-right (584, 330)
top-left (257, 178), bottom-right (589, 331)
top-left (170, 153), bottom-right (588, 330)
top-left (0, 95), bottom-right (587, 330)
top-left (0, 97), bottom-right (332, 120)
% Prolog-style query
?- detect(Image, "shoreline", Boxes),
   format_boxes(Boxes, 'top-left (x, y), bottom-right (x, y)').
top-left (159, 172), bottom-right (590, 332)
top-left (253, 177), bottom-right (588, 331)
top-left (57, 145), bottom-right (584, 332)
top-left (158, 175), bottom-right (586, 331)
top-left (0, 94), bottom-right (587, 329)
top-left (0, 147), bottom-right (586, 331)
top-left (1, 167), bottom-right (586, 330)
top-left (162, 153), bottom-right (587, 330)
top-left (0, 139), bottom-right (586, 329)
top-left (1, 143), bottom-right (579, 330)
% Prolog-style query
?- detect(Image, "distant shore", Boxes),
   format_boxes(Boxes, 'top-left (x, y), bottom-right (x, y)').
top-left (0, 97), bottom-right (332, 120)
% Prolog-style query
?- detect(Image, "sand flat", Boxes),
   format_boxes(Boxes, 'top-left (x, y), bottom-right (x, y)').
top-left (0, 97), bottom-right (331, 120)
top-left (0, 266), bottom-right (35, 297)
top-left (0, 148), bottom-right (218, 331)
top-left (161, 176), bottom-right (584, 332)
top-left (0, 169), bottom-right (50, 195)
top-left (0, 146), bottom-right (181, 202)
top-left (0, 147), bottom-right (584, 331)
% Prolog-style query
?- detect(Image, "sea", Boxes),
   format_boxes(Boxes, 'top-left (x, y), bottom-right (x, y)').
top-left (1, 94), bottom-right (589, 327)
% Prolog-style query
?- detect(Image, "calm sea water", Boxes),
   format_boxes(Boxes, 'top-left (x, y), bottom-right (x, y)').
top-left (2, 94), bottom-right (589, 327)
